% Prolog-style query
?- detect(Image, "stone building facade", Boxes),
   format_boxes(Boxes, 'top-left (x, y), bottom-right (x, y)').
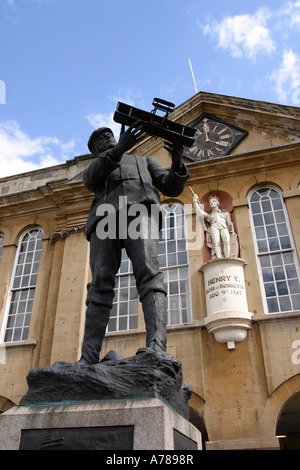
top-left (0, 91), bottom-right (300, 450)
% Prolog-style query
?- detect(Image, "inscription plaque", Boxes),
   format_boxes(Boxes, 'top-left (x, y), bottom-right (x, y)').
top-left (173, 429), bottom-right (198, 450)
top-left (19, 425), bottom-right (134, 450)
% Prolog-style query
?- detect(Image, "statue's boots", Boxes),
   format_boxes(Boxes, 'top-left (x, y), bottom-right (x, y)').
top-left (77, 303), bottom-right (110, 365)
top-left (142, 291), bottom-right (167, 352)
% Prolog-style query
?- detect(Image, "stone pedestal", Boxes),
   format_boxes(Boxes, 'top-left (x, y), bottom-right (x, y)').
top-left (200, 258), bottom-right (253, 349)
top-left (0, 398), bottom-right (202, 450)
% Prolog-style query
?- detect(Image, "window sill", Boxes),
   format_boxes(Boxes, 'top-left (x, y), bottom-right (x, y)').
top-left (0, 339), bottom-right (37, 349)
top-left (105, 321), bottom-right (203, 338)
top-left (254, 310), bottom-right (300, 322)
top-left (167, 320), bottom-right (204, 331)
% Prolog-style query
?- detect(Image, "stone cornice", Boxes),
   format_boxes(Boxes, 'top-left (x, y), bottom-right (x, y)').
top-left (186, 142), bottom-right (300, 184)
top-left (0, 142), bottom-right (298, 217)
top-left (0, 177), bottom-right (93, 221)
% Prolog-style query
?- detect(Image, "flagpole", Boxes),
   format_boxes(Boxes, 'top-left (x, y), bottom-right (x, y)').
top-left (188, 58), bottom-right (198, 94)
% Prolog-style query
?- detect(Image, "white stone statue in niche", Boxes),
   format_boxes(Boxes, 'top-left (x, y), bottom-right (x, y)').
top-left (192, 191), bottom-right (239, 259)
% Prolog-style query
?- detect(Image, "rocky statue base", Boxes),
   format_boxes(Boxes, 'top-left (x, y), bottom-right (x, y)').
top-left (19, 348), bottom-right (192, 419)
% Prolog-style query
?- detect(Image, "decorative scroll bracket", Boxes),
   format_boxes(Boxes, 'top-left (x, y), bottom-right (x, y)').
top-left (51, 225), bottom-right (86, 243)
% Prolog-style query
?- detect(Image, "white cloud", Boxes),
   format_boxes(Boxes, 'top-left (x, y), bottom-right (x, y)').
top-left (202, 7), bottom-right (276, 59)
top-left (280, 0), bottom-right (300, 28)
top-left (0, 120), bottom-right (76, 178)
top-left (85, 112), bottom-right (121, 138)
top-left (86, 87), bottom-right (147, 139)
top-left (270, 49), bottom-right (300, 102)
top-left (107, 88), bottom-right (146, 109)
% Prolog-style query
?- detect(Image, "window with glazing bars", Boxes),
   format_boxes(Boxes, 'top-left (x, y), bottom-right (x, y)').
top-left (158, 204), bottom-right (192, 325)
top-left (249, 187), bottom-right (300, 314)
top-left (108, 203), bottom-right (192, 332)
top-left (1, 228), bottom-right (43, 342)
top-left (108, 251), bottom-right (139, 332)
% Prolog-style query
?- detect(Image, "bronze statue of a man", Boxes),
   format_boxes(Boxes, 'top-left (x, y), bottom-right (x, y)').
top-left (78, 122), bottom-right (189, 365)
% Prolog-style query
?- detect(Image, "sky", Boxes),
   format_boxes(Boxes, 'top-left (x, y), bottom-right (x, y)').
top-left (0, 0), bottom-right (300, 178)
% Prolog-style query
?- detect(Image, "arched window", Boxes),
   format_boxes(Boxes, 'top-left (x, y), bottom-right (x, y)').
top-left (108, 203), bottom-right (192, 332)
top-left (1, 228), bottom-right (43, 342)
top-left (248, 187), bottom-right (300, 314)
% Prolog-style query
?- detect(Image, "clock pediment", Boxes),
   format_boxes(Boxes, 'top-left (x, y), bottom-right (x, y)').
top-left (184, 113), bottom-right (248, 162)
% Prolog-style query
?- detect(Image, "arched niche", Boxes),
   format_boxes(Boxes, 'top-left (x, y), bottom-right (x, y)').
top-left (199, 190), bottom-right (238, 262)
top-left (276, 391), bottom-right (300, 450)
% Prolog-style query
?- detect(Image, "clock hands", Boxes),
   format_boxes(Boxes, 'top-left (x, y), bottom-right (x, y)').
top-left (203, 122), bottom-right (210, 142)
top-left (185, 114), bottom-right (248, 162)
top-left (202, 122), bottom-right (233, 146)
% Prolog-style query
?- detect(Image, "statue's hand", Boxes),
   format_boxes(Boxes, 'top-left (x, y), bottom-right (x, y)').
top-left (164, 137), bottom-right (184, 172)
top-left (112, 121), bottom-right (146, 158)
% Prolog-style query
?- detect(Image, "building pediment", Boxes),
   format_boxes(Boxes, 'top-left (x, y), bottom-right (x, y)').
top-left (135, 91), bottom-right (300, 168)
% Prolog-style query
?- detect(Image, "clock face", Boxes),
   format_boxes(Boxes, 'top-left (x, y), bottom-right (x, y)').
top-left (184, 114), bottom-right (248, 162)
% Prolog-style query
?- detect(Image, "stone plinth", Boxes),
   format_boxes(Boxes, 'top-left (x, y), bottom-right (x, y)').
top-left (0, 398), bottom-right (202, 450)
